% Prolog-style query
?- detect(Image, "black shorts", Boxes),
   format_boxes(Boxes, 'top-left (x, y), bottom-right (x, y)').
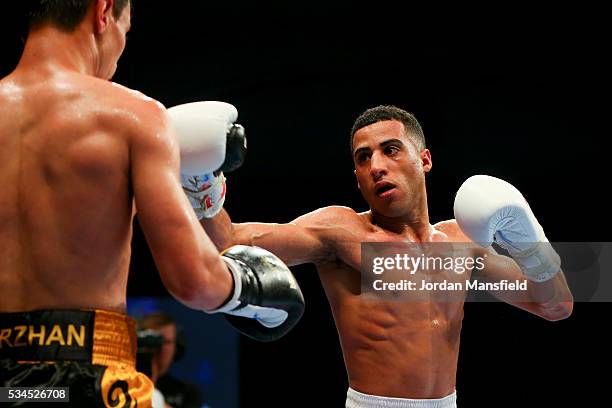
top-left (0, 309), bottom-right (153, 407)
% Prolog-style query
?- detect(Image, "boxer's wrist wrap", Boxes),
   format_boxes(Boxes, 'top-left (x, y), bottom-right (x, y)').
top-left (181, 172), bottom-right (226, 219)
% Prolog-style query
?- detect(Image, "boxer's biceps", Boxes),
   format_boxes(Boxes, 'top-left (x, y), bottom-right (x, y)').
top-left (130, 121), bottom-right (215, 283)
top-left (233, 222), bottom-right (329, 266)
top-left (130, 117), bottom-right (183, 233)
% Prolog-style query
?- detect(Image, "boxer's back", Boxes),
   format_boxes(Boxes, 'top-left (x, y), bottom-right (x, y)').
top-left (0, 69), bottom-right (137, 312)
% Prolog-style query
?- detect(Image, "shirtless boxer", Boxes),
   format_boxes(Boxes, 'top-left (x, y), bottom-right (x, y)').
top-left (186, 105), bottom-right (573, 407)
top-left (0, 1), bottom-right (303, 406)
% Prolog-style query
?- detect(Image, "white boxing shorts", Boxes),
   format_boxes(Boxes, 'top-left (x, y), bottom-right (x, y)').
top-left (346, 387), bottom-right (457, 408)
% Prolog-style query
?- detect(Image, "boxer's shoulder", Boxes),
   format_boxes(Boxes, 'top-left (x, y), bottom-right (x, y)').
top-left (104, 81), bottom-right (166, 119)
top-left (303, 206), bottom-right (363, 226)
top-left (84, 80), bottom-right (169, 139)
top-left (106, 81), bottom-right (161, 106)
top-left (433, 219), bottom-right (471, 242)
top-left (295, 206), bottom-right (366, 238)
top-left (31, 74), bottom-right (167, 131)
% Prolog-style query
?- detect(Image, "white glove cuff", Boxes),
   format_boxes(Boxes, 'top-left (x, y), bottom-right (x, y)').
top-left (509, 238), bottom-right (561, 282)
top-left (205, 257), bottom-right (289, 328)
top-left (205, 257), bottom-right (242, 314)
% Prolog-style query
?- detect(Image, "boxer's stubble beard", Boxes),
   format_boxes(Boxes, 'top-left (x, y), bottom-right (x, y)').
top-left (367, 170), bottom-right (431, 239)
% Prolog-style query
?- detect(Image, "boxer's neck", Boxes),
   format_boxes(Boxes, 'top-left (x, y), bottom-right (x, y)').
top-left (370, 193), bottom-right (432, 241)
top-left (20, 25), bottom-right (100, 78)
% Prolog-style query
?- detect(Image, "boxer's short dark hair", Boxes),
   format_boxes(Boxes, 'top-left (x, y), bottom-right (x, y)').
top-left (350, 105), bottom-right (426, 153)
top-left (27, 0), bottom-right (130, 32)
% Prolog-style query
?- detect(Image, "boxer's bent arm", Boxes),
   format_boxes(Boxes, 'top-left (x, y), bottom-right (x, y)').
top-left (476, 247), bottom-right (573, 321)
top-left (130, 102), bottom-right (232, 310)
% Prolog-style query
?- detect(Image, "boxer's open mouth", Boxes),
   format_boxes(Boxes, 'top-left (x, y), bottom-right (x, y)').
top-left (375, 181), bottom-right (396, 197)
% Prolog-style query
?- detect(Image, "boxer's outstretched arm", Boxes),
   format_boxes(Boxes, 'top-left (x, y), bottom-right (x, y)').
top-left (200, 208), bottom-right (235, 250)
top-left (129, 100), bottom-right (232, 310)
top-left (203, 207), bottom-right (343, 266)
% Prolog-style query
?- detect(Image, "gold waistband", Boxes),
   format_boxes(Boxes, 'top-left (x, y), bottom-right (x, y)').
top-left (90, 309), bottom-right (137, 367)
top-left (0, 309), bottom-right (137, 368)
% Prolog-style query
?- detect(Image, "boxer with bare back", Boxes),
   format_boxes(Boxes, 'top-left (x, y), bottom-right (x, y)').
top-left (0, 1), bottom-right (303, 405)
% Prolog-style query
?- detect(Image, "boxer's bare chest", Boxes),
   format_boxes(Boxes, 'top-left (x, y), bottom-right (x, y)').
top-left (316, 215), bottom-right (468, 337)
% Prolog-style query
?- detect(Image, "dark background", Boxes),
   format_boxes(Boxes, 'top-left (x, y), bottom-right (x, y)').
top-left (2, 2), bottom-right (609, 407)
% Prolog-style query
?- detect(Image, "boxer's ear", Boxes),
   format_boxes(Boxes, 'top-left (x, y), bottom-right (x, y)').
top-left (94, 0), bottom-right (114, 33)
top-left (354, 169), bottom-right (360, 189)
top-left (420, 149), bottom-right (432, 173)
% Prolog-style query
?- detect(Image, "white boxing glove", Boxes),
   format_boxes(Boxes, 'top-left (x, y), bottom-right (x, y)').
top-left (168, 101), bottom-right (237, 218)
top-left (453, 175), bottom-right (561, 282)
top-left (168, 101), bottom-right (238, 176)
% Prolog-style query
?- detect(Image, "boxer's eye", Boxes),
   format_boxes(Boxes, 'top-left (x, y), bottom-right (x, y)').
top-left (384, 146), bottom-right (400, 155)
top-left (356, 153), bottom-right (370, 163)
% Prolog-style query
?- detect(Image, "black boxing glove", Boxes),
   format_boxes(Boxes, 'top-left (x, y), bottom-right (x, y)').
top-left (218, 124), bottom-right (247, 173)
top-left (207, 245), bottom-right (305, 342)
